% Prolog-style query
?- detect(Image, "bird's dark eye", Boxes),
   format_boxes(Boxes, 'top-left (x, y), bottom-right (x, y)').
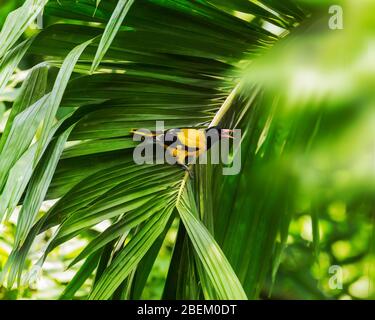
top-left (165, 133), bottom-right (177, 143)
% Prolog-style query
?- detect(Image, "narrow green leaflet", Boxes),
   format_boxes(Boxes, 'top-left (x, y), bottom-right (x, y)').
top-left (91, 0), bottom-right (135, 72)
top-left (0, 38), bottom-right (33, 96)
top-left (54, 186), bottom-right (167, 240)
top-left (0, 94), bottom-right (50, 206)
top-left (0, 145), bottom-right (36, 223)
top-left (0, 0), bottom-right (47, 59)
top-left (0, 115), bottom-right (70, 224)
top-left (177, 183), bottom-right (247, 300)
top-left (89, 207), bottom-right (174, 300)
top-left (0, 63), bottom-right (48, 153)
top-left (14, 125), bottom-right (74, 247)
top-left (36, 39), bottom-right (92, 159)
top-left (0, 95), bottom-right (49, 187)
top-left (61, 138), bottom-right (137, 159)
top-left (68, 198), bottom-right (167, 268)
top-left (60, 251), bottom-right (102, 300)
top-left (130, 214), bottom-right (175, 299)
top-left (0, 125), bottom-right (75, 287)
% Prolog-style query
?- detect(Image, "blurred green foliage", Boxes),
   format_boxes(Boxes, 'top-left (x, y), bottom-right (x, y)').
top-left (0, 0), bottom-right (23, 27)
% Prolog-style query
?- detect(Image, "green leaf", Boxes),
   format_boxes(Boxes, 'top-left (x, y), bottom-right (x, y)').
top-left (0, 63), bottom-right (48, 153)
top-left (36, 39), bottom-right (93, 159)
top-left (59, 251), bottom-right (102, 300)
top-left (91, 0), bottom-right (135, 72)
top-left (89, 206), bottom-right (174, 300)
top-left (177, 183), bottom-right (247, 300)
top-left (0, 38), bottom-right (33, 96)
top-left (67, 198), bottom-right (168, 268)
top-left (130, 214), bottom-right (175, 299)
top-left (0, 0), bottom-right (47, 59)
top-left (0, 94), bottom-right (49, 191)
top-left (14, 125), bottom-right (74, 247)
top-left (61, 137), bottom-right (137, 159)
top-left (0, 145), bottom-right (37, 223)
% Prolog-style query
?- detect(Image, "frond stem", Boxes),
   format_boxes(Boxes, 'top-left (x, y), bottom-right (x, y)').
top-left (176, 82), bottom-right (241, 206)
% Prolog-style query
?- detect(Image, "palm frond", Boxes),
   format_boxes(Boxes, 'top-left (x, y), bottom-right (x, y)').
top-left (3, 0), bottom-right (356, 301)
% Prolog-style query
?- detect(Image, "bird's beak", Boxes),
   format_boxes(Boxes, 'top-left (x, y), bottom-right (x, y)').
top-left (221, 129), bottom-right (234, 139)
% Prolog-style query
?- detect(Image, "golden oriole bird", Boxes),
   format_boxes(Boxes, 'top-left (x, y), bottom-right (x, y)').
top-left (132, 127), bottom-right (233, 170)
